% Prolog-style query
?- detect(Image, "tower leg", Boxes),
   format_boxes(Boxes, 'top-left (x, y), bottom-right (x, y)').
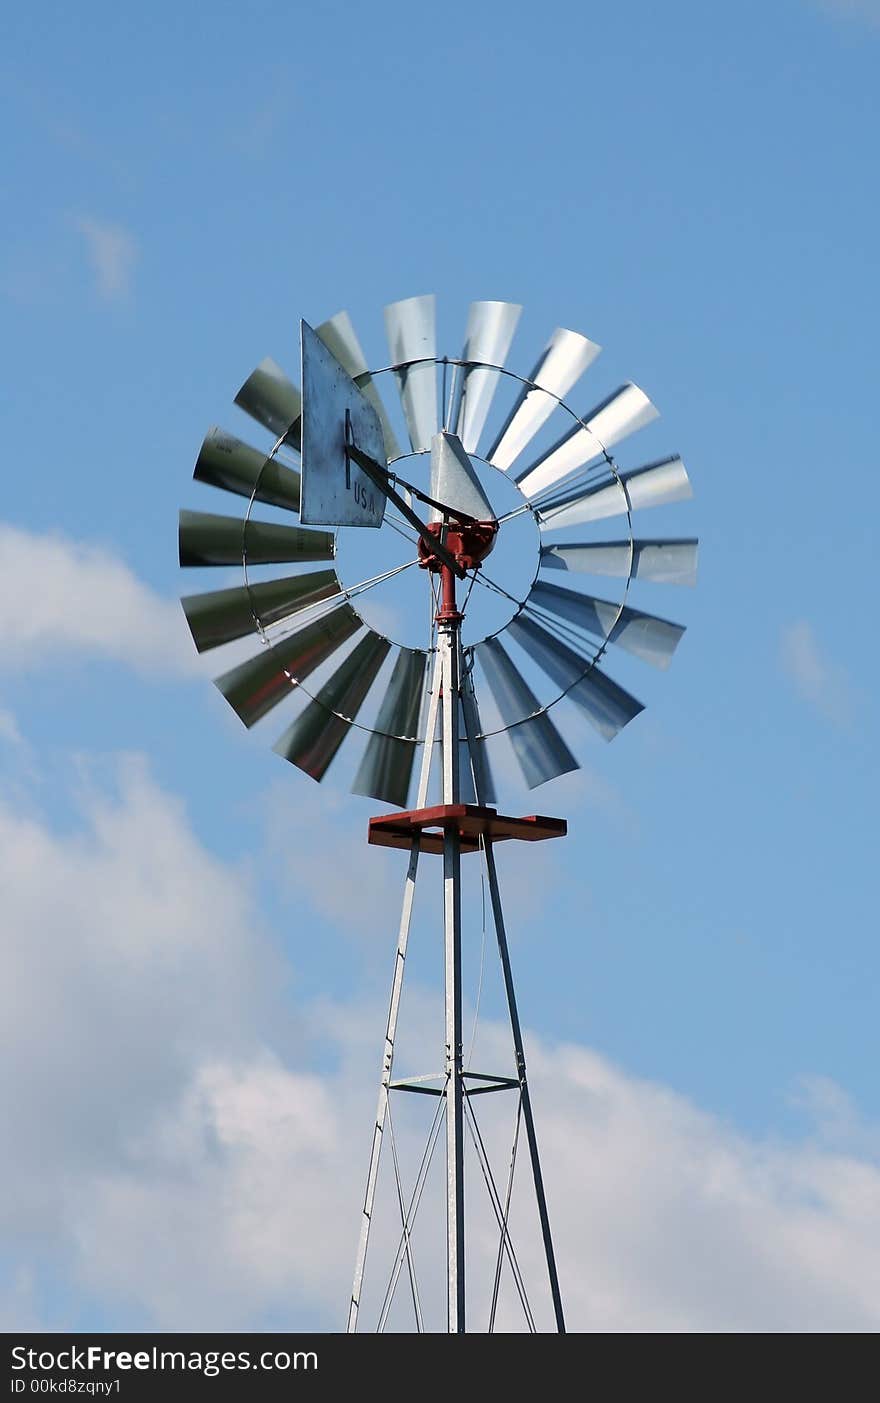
top-left (347, 650), bottom-right (442, 1333)
top-left (482, 838), bottom-right (566, 1333)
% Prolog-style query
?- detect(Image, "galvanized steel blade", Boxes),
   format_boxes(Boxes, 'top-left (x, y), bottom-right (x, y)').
top-left (456, 698), bottom-right (476, 804)
top-left (474, 636), bottom-right (578, 789)
top-left (352, 647), bottom-right (428, 806)
top-left (429, 431), bottom-right (495, 523)
top-left (508, 613), bottom-right (643, 741)
top-left (194, 428), bottom-right (302, 512)
top-left (517, 383), bottom-right (658, 499)
top-left (537, 456), bottom-right (693, 531)
top-left (213, 603), bottom-right (360, 728)
top-left (384, 294), bottom-right (437, 453)
top-left (235, 357), bottom-right (302, 447)
top-left (181, 568), bottom-right (339, 653)
top-left (273, 631), bottom-right (391, 781)
top-left (460, 669), bottom-right (497, 805)
top-left (528, 579), bottom-right (685, 669)
top-left (541, 538), bottom-right (699, 587)
top-left (486, 327), bottom-right (600, 473)
top-left (452, 301), bottom-right (522, 453)
top-left (178, 510), bottom-right (335, 567)
top-left (315, 310), bottom-right (402, 461)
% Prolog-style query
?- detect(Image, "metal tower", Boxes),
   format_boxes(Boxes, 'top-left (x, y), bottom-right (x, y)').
top-left (347, 516), bottom-right (567, 1334)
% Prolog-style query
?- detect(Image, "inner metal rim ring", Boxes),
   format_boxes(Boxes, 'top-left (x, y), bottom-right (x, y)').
top-left (239, 353), bottom-right (636, 744)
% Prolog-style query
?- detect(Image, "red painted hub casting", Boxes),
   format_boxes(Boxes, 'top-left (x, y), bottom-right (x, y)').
top-left (417, 519), bottom-right (498, 574)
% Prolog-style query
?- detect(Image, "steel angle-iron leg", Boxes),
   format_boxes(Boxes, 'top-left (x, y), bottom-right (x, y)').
top-left (347, 651), bottom-right (442, 1334)
top-left (438, 597), bottom-right (466, 1334)
top-left (482, 837), bottom-right (566, 1333)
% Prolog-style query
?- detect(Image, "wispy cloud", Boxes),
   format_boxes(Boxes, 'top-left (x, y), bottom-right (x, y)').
top-left (0, 709), bottom-right (22, 745)
top-left (0, 521), bottom-right (198, 678)
top-left (229, 72), bottom-right (294, 158)
top-left (780, 619), bottom-right (857, 727)
top-left (794, 1075), bottom-right (880, 1159)
top-left (72, 215), bottom-right (138, 300)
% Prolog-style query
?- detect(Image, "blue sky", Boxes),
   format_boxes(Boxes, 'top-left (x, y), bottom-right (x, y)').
top-left (1, 0), bottom-right (878, 1332)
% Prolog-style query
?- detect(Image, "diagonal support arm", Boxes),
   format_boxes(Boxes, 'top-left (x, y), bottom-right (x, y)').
top-left (345, 440), bottom-right (467, 579)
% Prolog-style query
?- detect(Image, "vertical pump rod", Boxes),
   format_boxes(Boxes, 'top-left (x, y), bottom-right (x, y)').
top-left (438, 562), bottom-right (466, 1333)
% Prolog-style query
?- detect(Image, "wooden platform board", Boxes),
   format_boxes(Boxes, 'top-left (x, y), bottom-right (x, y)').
top-left (368, 804), bottom-right (567, 855)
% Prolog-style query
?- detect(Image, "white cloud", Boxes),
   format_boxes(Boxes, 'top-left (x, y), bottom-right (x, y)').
top-left (0, 708), bottom-right (22, 744)
top-left (780, 619), bottom-right (856, 726)
top-left (4, 752), bottom-right (880, 1332)
top-left (515, 1038), bottom-right (880, 1332)
top-left (257, 778), bottom-right (416, 940)
top-left (0, 757), bottom-right (284, 1199)
top-left (0, 521), bottom-right (199, 678)
top-left (63, 991), bottom-right (880, 1333)
top-left (72, 215), bottom-right (138, 300)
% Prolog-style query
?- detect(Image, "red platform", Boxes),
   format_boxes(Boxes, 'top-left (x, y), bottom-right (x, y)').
top-left (368, 804), bottom-right (567, 856)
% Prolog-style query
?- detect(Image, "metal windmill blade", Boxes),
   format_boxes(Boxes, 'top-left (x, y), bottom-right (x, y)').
top-left (314, 310), bottom-right (402, 461)
top-left (214, 604), bottom-right (361, 728)
top-left (536, 455), bottom-right (693, 531)
top-left (235, 357), bottom-right (302, 447)
top-left (486, 326), bottom-right (600, 473)
top-left (194, 428), bottom-right (302, 511)
top-left (516, 382), bottom-right (659, 500)
top-left (507, 614), bottom-right (644, 741)
top-left (455, 698), bottom-right (477, 804)
top-left (384, 294), bottom-right (437, 453)
top-left (460, 669), bottom-right (496, 805)
top-left (178, 510), bottom-right (334, 567)
top-left (273, 631), bottom-right (391, 781)
top-left (452, 300), bottom-right (522, 454)
top-left (475, 635), bottom-right (578, 789)
top-left (527, 579), bottom-right (686, 670)
top-left (540, 538), bottom-right (699, 587)
top-left (181, 569), bottom-right (340, 653)
top-left (352, 647), bottom-right (428, 807)
top-left (234, 313), bottom-right (400, 466)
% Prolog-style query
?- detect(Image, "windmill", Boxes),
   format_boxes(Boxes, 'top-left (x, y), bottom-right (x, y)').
top-left (179, 296), bottom-right (696, 1332)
